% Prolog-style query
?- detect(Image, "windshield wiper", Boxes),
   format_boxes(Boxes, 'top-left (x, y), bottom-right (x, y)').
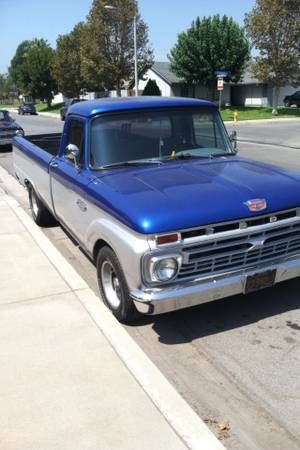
top-left (209, 152), bottom-right (236, 158)
top-left (177, 153), bottom-right (209, 160)
top-left (100, 159), bottom-right (164, 169)
top-left (161, 153), bottom-right (209, 161)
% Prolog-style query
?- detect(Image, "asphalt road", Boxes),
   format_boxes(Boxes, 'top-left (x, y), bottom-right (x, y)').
top-left (1, 113), bottom-right (300, 450)
top-left (227, 119), bottom-right (300, 150)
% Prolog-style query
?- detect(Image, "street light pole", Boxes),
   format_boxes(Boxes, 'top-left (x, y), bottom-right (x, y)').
top-left (133, 14), bottom-right (138, 96)
top-left (104, 4), bottom-right (139, 96)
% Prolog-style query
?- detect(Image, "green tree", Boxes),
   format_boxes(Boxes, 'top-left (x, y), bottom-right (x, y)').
top-left (0, 74), bottom-right (14, 101)
top-left (142, 79), bottom-right (161, 95)
top-left (80, 0), bottom-right (153, 95)
top-left (245, 0), bottom-right (300, 114)
top-left (9, 40), bottom-right (32, 93)
top-left (53, 23), bottom-right (85, 98)
top-left (169, 15), bottom-right (250, 99)
top-left (9, 39), bottom-right (57, 107)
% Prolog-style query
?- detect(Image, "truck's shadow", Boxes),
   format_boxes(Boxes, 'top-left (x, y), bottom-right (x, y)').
top-left (133, 279), bottom-right (300, 344)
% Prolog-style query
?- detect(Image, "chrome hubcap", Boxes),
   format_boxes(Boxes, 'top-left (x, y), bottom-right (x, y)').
top-left (101, 260), bottom-right (121, 309)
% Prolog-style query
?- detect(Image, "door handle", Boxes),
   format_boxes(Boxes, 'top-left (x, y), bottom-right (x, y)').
top-left (50, 162), bottom-right (58, 168)
top-left (76, 199), bottom-right (87, 212)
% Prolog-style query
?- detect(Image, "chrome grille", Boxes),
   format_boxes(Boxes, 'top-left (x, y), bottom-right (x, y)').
top-left (181, 209), bottom-right (297, 239)
top-left (178, 219), bottom-right (300, 280)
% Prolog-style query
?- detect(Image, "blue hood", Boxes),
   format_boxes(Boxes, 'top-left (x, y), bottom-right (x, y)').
top-left (87, 157), bottom-right (300, 234)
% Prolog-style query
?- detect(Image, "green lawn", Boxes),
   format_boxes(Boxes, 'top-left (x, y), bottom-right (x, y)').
top-left (0, 102), bottom-right (19, 109)
top-left (34, 102), bottom-right (63, 114)
top-left (0, 101), bottom-right (62, 115)
top-left (221, 107), bottom-right (300, 122)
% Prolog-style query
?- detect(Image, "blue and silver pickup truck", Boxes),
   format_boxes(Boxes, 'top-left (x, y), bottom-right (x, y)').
top-left (13, 97), bottom-right (300, 322)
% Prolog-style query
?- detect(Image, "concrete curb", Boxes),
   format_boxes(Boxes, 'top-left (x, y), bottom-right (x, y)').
top-left (225, 117), bottom-right (300, 124)
top-left (37, 111), bottom-right (60, 119)
top-left (0, 165), bottom-right (225, 450)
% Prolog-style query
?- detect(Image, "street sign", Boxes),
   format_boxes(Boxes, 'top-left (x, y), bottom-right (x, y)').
top-left (217, 78), bottom-right (224, 91)
top-left (214, 71), bottom-right (228, 78)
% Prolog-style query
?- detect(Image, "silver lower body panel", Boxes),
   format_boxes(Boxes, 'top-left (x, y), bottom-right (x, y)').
top-left (131, 256), bottom-right (300, 315)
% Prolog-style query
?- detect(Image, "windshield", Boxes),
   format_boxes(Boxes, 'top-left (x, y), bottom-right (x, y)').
top-left (90, 108), bottom-right (233, 169)
top-left (0, 110), bottom-right (11, 121)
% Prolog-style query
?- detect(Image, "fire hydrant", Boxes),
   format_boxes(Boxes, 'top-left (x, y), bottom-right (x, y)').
top-left (233, 110), bottom-right (238, 123)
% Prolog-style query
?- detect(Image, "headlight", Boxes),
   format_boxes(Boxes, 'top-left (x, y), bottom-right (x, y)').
top-left (145, 255), bottom-right (181, 283)
top-left (15, 129), bottom-right (24, 136)
top-left (154, 258), bottom-right (178, 281)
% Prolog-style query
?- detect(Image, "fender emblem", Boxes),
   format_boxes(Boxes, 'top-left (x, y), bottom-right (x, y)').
top-left (244, 199), bottom-right (267, 212)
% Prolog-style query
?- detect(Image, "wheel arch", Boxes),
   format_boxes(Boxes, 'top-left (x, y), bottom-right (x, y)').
top-left (92, 239), bottom-right (113, 263)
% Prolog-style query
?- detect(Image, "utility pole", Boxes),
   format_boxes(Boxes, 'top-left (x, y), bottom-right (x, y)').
top-left (133, 15), bottom-right (138, 96)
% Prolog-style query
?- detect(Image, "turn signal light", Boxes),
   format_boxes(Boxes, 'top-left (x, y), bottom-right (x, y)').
top-left (156, 233), bottom-right (180, 245)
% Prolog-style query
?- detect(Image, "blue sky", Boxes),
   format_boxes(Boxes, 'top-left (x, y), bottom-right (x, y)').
top-left (0, 0), bottom-right (256, 73)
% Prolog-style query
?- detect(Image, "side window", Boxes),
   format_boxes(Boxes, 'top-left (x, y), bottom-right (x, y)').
top-left (192, 113), bottom-right (223, 149)
top-left (65, 119), bottom-right (84, 166)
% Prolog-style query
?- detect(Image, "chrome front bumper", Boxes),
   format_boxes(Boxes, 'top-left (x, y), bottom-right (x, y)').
top-left (131, 256), bottom-right (300, 315)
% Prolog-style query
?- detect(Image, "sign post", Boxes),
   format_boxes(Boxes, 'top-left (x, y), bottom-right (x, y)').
top-left (217, 78), bottom-right (224, 111)
top-left (214, 71), bottom-right (228, 112)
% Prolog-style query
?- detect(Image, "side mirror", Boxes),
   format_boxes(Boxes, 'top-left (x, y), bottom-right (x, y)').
top-left (65, 143), bottom-right (80, 168)
top-left (229, 130), bottom-right (238, 153)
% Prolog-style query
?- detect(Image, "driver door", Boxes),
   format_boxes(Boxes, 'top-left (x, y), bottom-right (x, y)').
top-left (50, 117), bottom-right (90, 243)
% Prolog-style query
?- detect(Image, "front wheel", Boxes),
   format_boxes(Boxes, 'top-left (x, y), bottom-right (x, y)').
top-left (96, 246), bottom-right (139, 323)
top-left (28, 186), bottom-right (54, 226)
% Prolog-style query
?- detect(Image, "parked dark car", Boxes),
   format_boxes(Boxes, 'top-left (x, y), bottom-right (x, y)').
top-left (0, 110), bottom-right (24, 146)
top-left (60, 98), bottom-right (86, 120)
top-left (283, 91), bottom-right (300, 107)
top-left (18, 102), bottom-right (37, 115)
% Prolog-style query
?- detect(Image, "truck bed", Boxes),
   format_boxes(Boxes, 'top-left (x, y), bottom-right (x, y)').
top-left (25, 133), bottom-right (61, 156)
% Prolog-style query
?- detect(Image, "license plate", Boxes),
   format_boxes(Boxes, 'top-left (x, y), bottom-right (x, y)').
top-left (245, 269), bottom-right (276, 294)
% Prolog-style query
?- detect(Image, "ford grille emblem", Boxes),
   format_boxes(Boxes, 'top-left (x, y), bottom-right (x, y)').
top-left (244, 199), bottom-right (267, 212)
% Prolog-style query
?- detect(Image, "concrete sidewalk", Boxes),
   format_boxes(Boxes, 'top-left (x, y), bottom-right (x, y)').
top-left (0, 183), bottom-right (224, 450)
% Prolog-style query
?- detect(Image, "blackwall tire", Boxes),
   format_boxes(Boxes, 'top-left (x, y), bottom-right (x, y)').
top-left (28, 187), bottom-right (54, 226)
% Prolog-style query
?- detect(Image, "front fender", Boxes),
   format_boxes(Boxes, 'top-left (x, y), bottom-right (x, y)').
top-left (86, 214), bottom-right (150, 291)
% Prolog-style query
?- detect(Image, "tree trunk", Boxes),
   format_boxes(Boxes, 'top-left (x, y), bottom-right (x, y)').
top-left (272, 85), bottom-right (280, 115)
top-left (116, 80), bottom-right (121, 97)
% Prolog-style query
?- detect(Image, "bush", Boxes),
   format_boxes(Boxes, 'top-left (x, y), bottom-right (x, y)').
top-left (143, 79), bottom-right (161, 96)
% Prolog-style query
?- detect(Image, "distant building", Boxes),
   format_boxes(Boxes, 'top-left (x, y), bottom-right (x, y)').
top-left (133, 61), bottom-right (299, 107)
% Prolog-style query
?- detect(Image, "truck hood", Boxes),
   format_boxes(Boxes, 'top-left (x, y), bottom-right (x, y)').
top-left (89, 157), bottom-right (300, 234)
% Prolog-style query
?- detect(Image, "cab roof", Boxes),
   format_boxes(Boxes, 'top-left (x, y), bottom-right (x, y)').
top-left (68, 96), bottom-right (217, 117)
